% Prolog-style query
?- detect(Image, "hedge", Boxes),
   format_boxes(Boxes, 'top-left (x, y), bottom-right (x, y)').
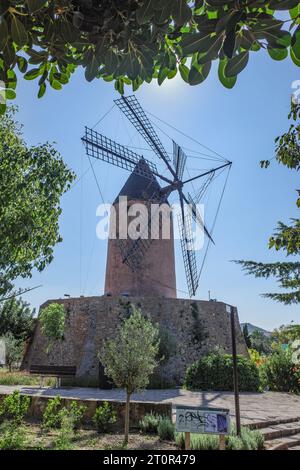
top-left (184, 353), bottom-right (260, 392)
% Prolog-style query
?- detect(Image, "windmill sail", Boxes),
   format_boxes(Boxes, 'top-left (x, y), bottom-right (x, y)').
top-left (82, 126), bottom-right (157, 180)
top-left (173, 141), bottom-right (187, 180)
top-left (177, 207), bottom-right (199, 297)
top-left (114, 95), bottom-right (172, 164)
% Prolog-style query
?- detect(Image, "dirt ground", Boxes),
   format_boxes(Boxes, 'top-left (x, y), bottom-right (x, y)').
top-left (22, 422), bottom-right (177, 450)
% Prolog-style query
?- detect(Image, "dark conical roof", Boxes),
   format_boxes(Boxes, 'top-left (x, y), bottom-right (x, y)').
top-left (114, 159), bottom-right (161, 203)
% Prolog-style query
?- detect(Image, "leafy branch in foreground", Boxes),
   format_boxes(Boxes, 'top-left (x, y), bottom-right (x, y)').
top-left (0, 107), bottom-right (75, 298)
top-left (0, 1), bottom-right (300, 108)
top-left (236, 100), bottom-right (300, 305)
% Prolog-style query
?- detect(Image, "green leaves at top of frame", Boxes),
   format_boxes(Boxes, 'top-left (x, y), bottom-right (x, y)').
top-left (136, 0), bottom-right (192, 27)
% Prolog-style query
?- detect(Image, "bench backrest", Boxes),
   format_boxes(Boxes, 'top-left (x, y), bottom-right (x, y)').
top-left (30, 365), bottom-right (76, 376)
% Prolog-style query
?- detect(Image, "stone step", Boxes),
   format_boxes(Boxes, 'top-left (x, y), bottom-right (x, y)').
top-left (248, 416), bottom-right (300, 430)
top-left (261, 422), bottom-right (300, 442)
top-left (265, 433), bottom-right (300, 451)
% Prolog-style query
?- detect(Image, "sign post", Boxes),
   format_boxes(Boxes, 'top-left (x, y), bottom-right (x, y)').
top-left (185, 431), bottom-right (191, 450)
top-left (176, 406), bottom-right (230, 451)
top-left (228, 304), bottom-right (241, 436)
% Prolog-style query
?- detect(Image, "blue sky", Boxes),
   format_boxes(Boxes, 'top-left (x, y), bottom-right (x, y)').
top-left (13, 50), bottom-right (300, 331)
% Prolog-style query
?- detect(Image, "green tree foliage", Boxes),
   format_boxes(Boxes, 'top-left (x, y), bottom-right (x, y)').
top-left (0, 1), bottom-right (300, 107)
top-left (272, 323), bottom-right (300, 343)
top-left (260, 347), bottom-right (300, 393)
top-left (0, 332), bottom-right (23, 371)
top-left (39, 302), bottom-right (65, 353)
top-left (236, 101), bottom-right (300, 304)
top-left (0, 297), bottom-right (35, 340)
top-left (242, 324), bottom-right (251, 349)
top-left (0, 108), bottom-right (75, 299)
top-left (250, 330), bottom-right (272, 355)
top-left (99, 306), bottom-right (160, 443)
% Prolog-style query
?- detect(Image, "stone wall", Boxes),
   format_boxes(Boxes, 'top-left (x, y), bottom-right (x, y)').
top-left (0, 394), bottom-right (172, 430)
top-left (22, 296), bottom-right (248, 387)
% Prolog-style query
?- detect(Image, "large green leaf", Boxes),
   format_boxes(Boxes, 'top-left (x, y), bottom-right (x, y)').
top-left (11, 16), bottom-right (28, 48)
top-left (225, 51), bottom-right (249, 77)
top-left (268, 47), bottom-right (288, 61)
top-left (223, 29), bottom-right (236, 58)
top-left (179, 63), bottom-right (189, 82)
top-left (197, 33), bottom-right (224, 63)
top-left (136, 0), bottom-right (156, 25)
top-left (85, 54), bottom-right (100, 82)
top-left (188, 61), bottom-right (211, 85)
top-left (218, 59), bottom-right (237, 89)
top-left (291, 46), bottom-right (300, 66)
top-left (269, 0), bottom-right (299, 10)
top-left (24, 68), bottom-right (41, 80)
top-left (172, 0), bottom-right (192, 27)
top-left (292, 26), bottom-right (300, 60)
top-left (180, 32), bottom-right (215, 55)
top-left (26, 0), bottom-right (47, 14)
top-left (0, 17), bottom-right (8, 50)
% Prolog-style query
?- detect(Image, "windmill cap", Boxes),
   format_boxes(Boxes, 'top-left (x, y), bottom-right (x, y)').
top-left (113, 158), bottom-right (162, 203)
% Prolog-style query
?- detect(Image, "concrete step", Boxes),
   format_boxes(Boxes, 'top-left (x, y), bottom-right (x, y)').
top-left (265, 433), bottom-right (300, 451)
top-left (261, 421), bottom-right (300, 441)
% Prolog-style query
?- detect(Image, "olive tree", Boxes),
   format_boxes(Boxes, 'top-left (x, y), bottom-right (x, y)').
top-left (99, 306), bottom-right (160, 444)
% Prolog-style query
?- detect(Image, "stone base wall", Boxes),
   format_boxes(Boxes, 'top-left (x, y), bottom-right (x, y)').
top-left (0, 394), bottom-right (172, 430)
top-left (22, 296), bottom-right (248, 387)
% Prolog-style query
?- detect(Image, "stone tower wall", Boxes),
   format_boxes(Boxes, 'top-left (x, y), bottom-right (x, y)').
top-left (104, 200), bottom-right (177, 298)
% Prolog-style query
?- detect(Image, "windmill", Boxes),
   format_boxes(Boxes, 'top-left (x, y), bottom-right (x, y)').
top-left (82, 95), bottom-right (231, 298)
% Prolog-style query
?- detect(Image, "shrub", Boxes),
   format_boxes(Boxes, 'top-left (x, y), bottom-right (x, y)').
top-left (0, 422), bottom-right (28, 450)
top-left (157, 417), bottom-right (175, 441)
top-left (176, 432), bottom-right (218, 450)
top-left (52, 413), bottom-right (74, 450)
top-left (260, 348), bottom-right (300, 394)
top-left (93, 401), bottom-right (117, 433)
top-left (139, 413), bottom-right (161, 434)
top-left (0, 390), bottom-right (30, 424)
top-left (158, 327), bottom-right (177, 363)
top-left (68, 401), bottom-right (87, 431)
top-left (39, 303), bottom-right (65, 353)
top-left (42, 396), bottom-right (86, 431)
top-left (175, 426), bottom-right (264, 450)
top-left (184, 352), bottom-right (260, 392)
top-left (42, 396), bottom-right (63, 429)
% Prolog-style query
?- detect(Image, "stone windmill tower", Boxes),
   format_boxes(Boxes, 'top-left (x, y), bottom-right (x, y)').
top-left (104, 159), bottom-right (177, 298)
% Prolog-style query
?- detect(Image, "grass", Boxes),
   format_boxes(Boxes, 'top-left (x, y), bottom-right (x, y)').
top-left (0, 369), bottom-right (55, 387)
top-left (175, 426), bottom-right (264, 450)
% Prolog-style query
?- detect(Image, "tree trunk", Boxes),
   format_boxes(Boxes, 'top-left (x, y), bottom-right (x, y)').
top-left (124, 391), bottom-right (131, 444)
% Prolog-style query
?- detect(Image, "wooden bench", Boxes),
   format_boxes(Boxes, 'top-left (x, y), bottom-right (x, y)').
top-left (30, 365), bottom-right (76, 388)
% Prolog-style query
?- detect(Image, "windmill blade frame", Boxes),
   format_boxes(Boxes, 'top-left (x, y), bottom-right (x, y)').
top-left (177, 196), bottom-right (199, 297)
top-left (114, 95), bottom-right (175, 173)
top-left (173, 141), bottom-right (187, 181)
top-left (82, 126), bottom-right (159, 181)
